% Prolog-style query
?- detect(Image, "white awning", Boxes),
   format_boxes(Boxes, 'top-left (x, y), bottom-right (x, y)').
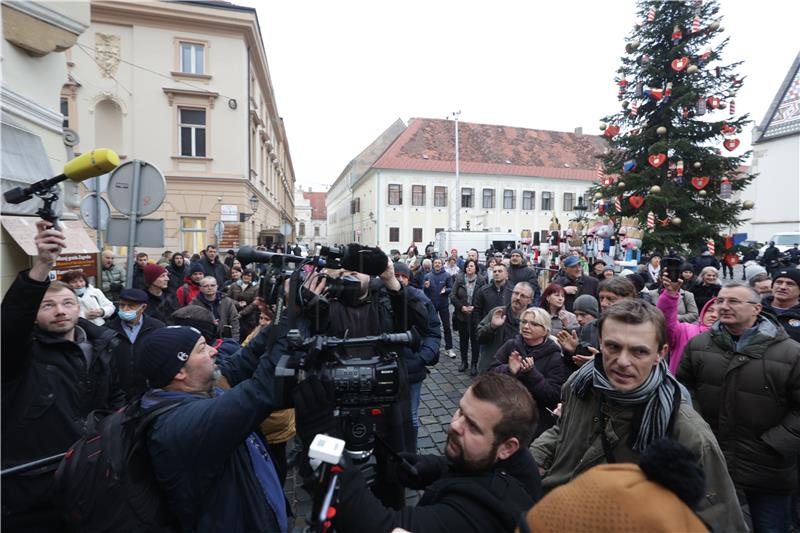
top-left (1, 216), bottom-right (97, 255)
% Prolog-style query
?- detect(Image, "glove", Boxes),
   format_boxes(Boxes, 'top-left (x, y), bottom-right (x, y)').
top-left (396, 452), bottom-right (447, 490)
top-left (293, 375), bottom-right (340, 449)
top-left (110, 282), bottom-right (123, 292)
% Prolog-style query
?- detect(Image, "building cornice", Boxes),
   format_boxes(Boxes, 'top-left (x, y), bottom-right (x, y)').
top-left (1, 85), bottom-right (63, 133)
top-left (4, 1), bottom-right (88, 35)
top-left (162, 87), bottom-right (220, 108)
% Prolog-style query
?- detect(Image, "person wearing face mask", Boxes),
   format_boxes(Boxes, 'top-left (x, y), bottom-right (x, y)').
top-left (106, 288), bottom-right (166, 400)
top-left (61, 270), bottom-right (115, 326)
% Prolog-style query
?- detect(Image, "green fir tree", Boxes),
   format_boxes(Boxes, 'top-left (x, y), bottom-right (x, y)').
top-left (588, 0), bottom-right (755, 255)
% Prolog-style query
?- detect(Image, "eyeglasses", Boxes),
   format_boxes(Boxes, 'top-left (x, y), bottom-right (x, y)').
top-left (715, 298), bottom-right (759, 306)
top-left (512, 291), bottom-right (532, 299)
top-left (520, 320), bottom-right (542, 327)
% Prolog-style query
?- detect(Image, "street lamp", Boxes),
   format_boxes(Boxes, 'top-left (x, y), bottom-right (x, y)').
top-left (239, 194), bottom-right (259, 222)
top-left (572, 198), bottom-right (588, 222)
top-left (448, 110), bottom-right (461, 231)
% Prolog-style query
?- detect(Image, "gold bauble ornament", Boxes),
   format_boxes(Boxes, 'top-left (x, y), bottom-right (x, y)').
top-left (693, 162), bottom-right (702, 169)
top-left (599, 122), bottom-right (607, 131)
top-left (650, 185), bottom-right (661, 194)
top-left (699, 190), bottom-right (707, 197)
top-left (656, 126), bottom-right (668, 136)
top-left (618, 181), bottom-right (626, 188)
top-left (594, 192), bottom-right (603, 199)
top-left (622, 100), bottom-right (630, 109)
top-left (709, 21), bottom-right (720, 31)
top-left (743, 200), bottom-right (755, 209)
top-left (687, 65), bottom-right (699, 74)
top-left (671, 217), bottom-right (682, 226)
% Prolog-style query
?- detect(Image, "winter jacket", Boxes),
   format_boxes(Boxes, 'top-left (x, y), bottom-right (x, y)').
top-left (473, 281), bottom-right (513, 323)
top-left (761, 295), bottom-right (800, 344)
top-left (76, 285), bottom-right (116, 325)
top-left (1, 271), bottom-right (126, 529)
top-left (507, 263), bottom-right (541, 305)
top-left (490, 336), bottom-right (568, 436)
top-left (189, 292), bottom-right (240, 342)
top-left (688, 280), bottom-right (721, 312)
top-left (227, 280), bottom-right (259, 305)
top-left (678, 315), bottom-right (800, 493)
top-left (106, 314), bottom-right (166, 401)
top-left (450, 273), bottom-right (487, 324)
top-left (648, 287), bottom-right (699, 323)
top-left (533, 370), bottom-right (747, 533)
top-left (657, 291), bottom-right (715, 375)
top-left (143, 326), bottom-right (289, 533)
top-left (100, 263), bottom-right (126, 302)
top-left (333, 448), bottom-right (542, 533)
top-left (423, 269), bottom-right (453, 310)
top-left (551, 273), bottom-right (599, 313)
top-left (405, 286), bottom-right (442, 384)
top-left (197, 256), bottom-right (229, 287)
top-left (476, 304), bottom-right (527, 373)
top-left (132, 264), bottom-right (147, 290)
top-left (144, 288), bottom-right (178, 323)
top-left (166, 260), bottom-right (191, 293)
top-left (412, 267), bottom-right (430, 289)
top-left (176, 276), bottom-right (202, 307)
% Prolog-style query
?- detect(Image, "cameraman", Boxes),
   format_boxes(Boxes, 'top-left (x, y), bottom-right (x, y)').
top-left (295, 373), bottom-right (542, 532)
top-left (289, 247), bottom-right (429, 509)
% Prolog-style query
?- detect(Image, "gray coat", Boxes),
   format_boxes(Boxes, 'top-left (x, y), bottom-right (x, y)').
top-left (101, 263), bottom-right (126, 302)
top-left (647, 288), bottom-right (698, 323)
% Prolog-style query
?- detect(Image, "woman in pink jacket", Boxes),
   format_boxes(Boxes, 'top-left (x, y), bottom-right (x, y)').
top-left (657, 276), bottom-right (718, 374)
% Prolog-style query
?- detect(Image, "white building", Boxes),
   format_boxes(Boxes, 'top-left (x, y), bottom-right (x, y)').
top-left (294, 185), bottom-right (312, 243)
top-left (741, 51), bottom-right (800, 242)
top-left (327, 118), bottom-right (605, 248)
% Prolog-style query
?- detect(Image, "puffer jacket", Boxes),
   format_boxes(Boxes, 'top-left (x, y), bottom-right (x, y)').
top-left (657, 292), bottom-right (715, 374)
top-left (678, 315), bottom-right (800, 493)
top-left (489, 335), bottom-right (568, 436)
top-left (100, 263), bottom-right (126, 302)
top-left (761, 295), bottom-right (800, 344)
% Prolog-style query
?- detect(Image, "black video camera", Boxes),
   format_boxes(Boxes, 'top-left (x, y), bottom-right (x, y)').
top-left (278, 329), bottom-right (420, 456)
top-left (237, 246), bottom-right (305, 305)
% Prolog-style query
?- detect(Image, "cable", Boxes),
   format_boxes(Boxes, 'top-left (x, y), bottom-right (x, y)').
top-left (74, 42), bottom-right (133, 96)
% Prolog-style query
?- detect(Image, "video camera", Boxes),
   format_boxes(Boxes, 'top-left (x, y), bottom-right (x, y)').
top-left (278, 329), bottom-right (420, 458)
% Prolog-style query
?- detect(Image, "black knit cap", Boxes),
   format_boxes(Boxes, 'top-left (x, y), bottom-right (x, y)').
top-left (135, 326), bottom-right (202, 389)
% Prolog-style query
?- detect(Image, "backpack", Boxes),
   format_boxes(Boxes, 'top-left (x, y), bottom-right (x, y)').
top-left (54, 399), bottom-right (184, 532)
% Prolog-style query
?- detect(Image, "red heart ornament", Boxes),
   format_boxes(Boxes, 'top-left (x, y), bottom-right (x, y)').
top-left (723, 138), bottom-right (740, 151)
top-left (721, 123), bottom-right (736, 134)
top-left (707, 96), bottom-right (720, 109)
top-left (671, 56), bottom-right (689, 71)
top-left (629, 196), bottom-right (645, 209)
top-left (604, 125), bottom-right (620, 138)
top-left (691, 176), bottom-right (710, 190)
top-left (648, 154), bottom-right (666, 168)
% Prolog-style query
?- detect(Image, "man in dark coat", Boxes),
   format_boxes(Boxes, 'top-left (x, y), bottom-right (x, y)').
top-left (1, 220), bottom-right (125, 532)
top-left (105, 288), bottom-right (165, 400)
top-left (473, 263), bottom-right (513, 322)
top-left (294, 373), bottom-right (542, 533)
top-left (166, 252), bottom-right (191, 293)
top-left (131, 252), bottom-right (149, 290)
top-left (138, 325), bottom-right (289, 532)
top-left (551, 255), bottom-right (599, 312)
top-left (424, 258), bottom-right (454, 358)
top-left (507, 249), bottom-right (541, 305)
top-left (760, 268), bottom-right (800, 343)
top-left (197, 244), bottom-right (229, 287)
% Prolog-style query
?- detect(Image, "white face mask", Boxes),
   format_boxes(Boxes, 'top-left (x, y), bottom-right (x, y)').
top-left (74, 287), bottom-right (87, 297)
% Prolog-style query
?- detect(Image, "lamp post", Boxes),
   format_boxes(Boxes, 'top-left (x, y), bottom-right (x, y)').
top-left (448, 110), bottom-right (461, 231)
top-left (238, 194), bottom-right (259, 245)
top-left (572, 198), bottom-right (588, 222)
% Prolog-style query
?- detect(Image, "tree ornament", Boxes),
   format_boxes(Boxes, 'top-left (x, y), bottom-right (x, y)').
top-left (625, 40), bottom-right (641, 53)
top-left (707, 239), bottom-right (715, 255)
top-left (635, 80), bottom-right (644, 97)
top-left (648, 154), bottom-right (666, 168)
top-left (622, 100), bottom-right (630, 109)
top-left (743, 200), bottom-right (755, 209)
top-left (718, 26), bottom-right (724, 32)
top-left (604, 125), bottom-right (620, 138)
top-left (599, 122), bottom-right (607, 131)
top-left (696, 97), bottom-right (707, 115)
top-left (723, 138), bottom-right (740, 151)
top-left (615, 197), bottom-right (622, 212)
top-left (730, 100), bottom-right (736, 115)
top-left (671, 25), bottom-right (682, 45)
top-left (629, 196), bottom-right (645, 209)
top-left (656, 126), bottom-right (667, 136)
top-left (691, 15), bottom-right (701, 33)
top-left (709, 21), bottom-right (720, 31)
top-left (707, 96), bottom-right (721, 109)
top-left (623, 160), bottom-right (637, 173)
top-left (693, 161), bottom-right (702, 169)
top-left (649, 185), bottom-right (661, 194)
top-left (691, 176), bottom-right (710, 190)
top-left (676, 160), bottom-right (684, 177)
top-left (671, 217), bottom-right (682, 226)
top-left (645, 86), bottom-right (663, 100)
top-left (687, 64), bottom-right (699, 75)
top-left (718, 102), bottom-right (727, 110)
top-left (647, 211), bottom-right (656, 230)
top-left (630, 102), bottom-right (639, 117)
top-left (721, 123), bottom-right (736, 134)
top-left (720, 178), bottom-right (732, 199)
top-left (682, 106), bottom-right (689, 119)
top-left (699, 189), bottom-right (707, 197)
top-left (617, 181), bottom-right (626, 188)
top-left (701, 46), bottom-right (712, 62)
top-left (671, 57), bottom-right (689, 72)
top-left (647, 6), bottom-right (656, 22)
top-left (664, 82), bottom-right (673, 100)
top-left (594, 192), bottom-right (603, 199)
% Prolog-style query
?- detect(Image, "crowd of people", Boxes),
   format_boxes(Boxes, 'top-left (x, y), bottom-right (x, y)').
top-left (2, 223), bottom-right (799, 533)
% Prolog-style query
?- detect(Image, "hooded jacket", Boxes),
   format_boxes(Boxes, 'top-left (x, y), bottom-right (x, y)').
top-left (176, 276), bottom-right (202, 307)
top-left (167, 257), bottom-right (192, 293)
top-left (761, 295), bottom-right (800, 344)
top-left (657, 292), bottom-right (716, 374)
top-left (490, 335), bottom-right (568, 436)
top-left (333, 448), bottom-right (542, 533)
top-left (678, 315), bottom-right (800, 493)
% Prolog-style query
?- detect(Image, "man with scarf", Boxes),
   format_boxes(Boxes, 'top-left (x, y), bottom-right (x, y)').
top-left (532, 299), bottom-right (745, 532)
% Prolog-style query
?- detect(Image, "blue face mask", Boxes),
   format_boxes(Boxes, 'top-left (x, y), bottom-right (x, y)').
top-left (74, 287), bottom-right (86, 297)
top-left (118, 309), bottom-right (139, 321)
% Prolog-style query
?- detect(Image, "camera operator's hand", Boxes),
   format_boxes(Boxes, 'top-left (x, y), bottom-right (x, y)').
top-left (293, 375), bottom-right (340, 448)
top-left (31, 219), bottom-right (66, 282)
top-left (379, 258), bottom-right (401, 292)
top-left (396, 452), bottom-right (446, 490)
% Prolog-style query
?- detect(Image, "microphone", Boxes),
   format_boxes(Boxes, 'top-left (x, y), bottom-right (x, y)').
top-left (4, 148), bottom-right (120, 205)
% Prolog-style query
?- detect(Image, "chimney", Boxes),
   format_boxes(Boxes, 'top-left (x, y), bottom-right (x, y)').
top-left (574, 127), bottom-right (583, 136)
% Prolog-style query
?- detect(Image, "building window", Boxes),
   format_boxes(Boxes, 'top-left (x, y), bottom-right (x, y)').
top-left (522, 190), bottom-right (535, 210)
top-left (413, 228), bottom-right (423, 242)
top-left (434, 186), bottom-right (447, 207)
top-left (389, 227), bottom-right (400, 242)
top-left (299, 222), bottom-right (306, 236)
top-left (181, 216), bottom-right (206, 254)
top-left (482, 188), bottom-right (495, 209)
top-left (563, 192), bottom-right (575, 211)
top-left (60, 97), bottom-right (69, 128)
top-left (388, 184), bottom-right (402, 205)
top-left (412, 185), bottom-right (426, 206)
top-left (314, 226), bottom-right (320, 237)
top-left (503, 189), bottom-right (516, 209)
top-left (541, 191), bottom-right (552, 211)
top-left (179, 108), bottom-right (206, 157)
top-left (434, 227), bottom-right (444, 236)
top-left (461, 187), bottom-right (474, 208)
top-left (350, 197), bottom-right (360, 214)
top-left (180, 42), bottom-right (205, 74)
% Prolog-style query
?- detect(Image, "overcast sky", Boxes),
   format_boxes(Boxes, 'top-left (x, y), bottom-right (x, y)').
top-left (240, 0), bottom-right (799, 191)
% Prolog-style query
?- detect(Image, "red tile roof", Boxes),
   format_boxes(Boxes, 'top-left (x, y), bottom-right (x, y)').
top-left (303, 191), bottom-right (327, 220)
top-left (373, 118), bottom-right (607, 181)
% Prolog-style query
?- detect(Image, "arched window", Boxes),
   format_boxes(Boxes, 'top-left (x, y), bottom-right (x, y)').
top-left (299, 222), bottom-right (306, 236)
top-left (94, 99), bottom-right (123, 154)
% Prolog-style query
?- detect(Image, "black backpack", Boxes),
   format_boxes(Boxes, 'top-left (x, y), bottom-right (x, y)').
top-left (54, 399), bottom-right (183, 532)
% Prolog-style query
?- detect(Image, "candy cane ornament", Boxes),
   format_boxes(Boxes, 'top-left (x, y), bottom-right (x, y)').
top-left (692, 16), bottom-right (700, 33)
top-left (730, 100), bottom-right (736, 115)
top-left (615, 197), bottom-right (622, 212)
top-left (647, 6), bottom-right (656, 22)
top-left (647, 211), bottom-right (655, 231)
top-left (707, 239), bottom-right (715, 255)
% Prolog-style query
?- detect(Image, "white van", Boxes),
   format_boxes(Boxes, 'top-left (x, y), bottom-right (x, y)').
top-left (758, 232), bottom-right (800, 258)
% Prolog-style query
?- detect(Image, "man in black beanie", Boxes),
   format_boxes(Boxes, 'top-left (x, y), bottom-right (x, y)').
top-left (136, 324), bottom-right (289, 532)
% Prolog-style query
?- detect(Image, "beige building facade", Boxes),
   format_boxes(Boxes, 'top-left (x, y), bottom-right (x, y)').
top-left (67, 0), bottom-right (295, 255)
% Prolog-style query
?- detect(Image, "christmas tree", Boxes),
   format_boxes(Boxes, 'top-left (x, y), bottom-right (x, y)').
top-left (589, 0), bottom-right (755, 255)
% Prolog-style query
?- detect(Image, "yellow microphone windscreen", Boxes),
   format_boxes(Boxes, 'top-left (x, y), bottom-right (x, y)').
top-left (64, 148), bottom-right (121, 182)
